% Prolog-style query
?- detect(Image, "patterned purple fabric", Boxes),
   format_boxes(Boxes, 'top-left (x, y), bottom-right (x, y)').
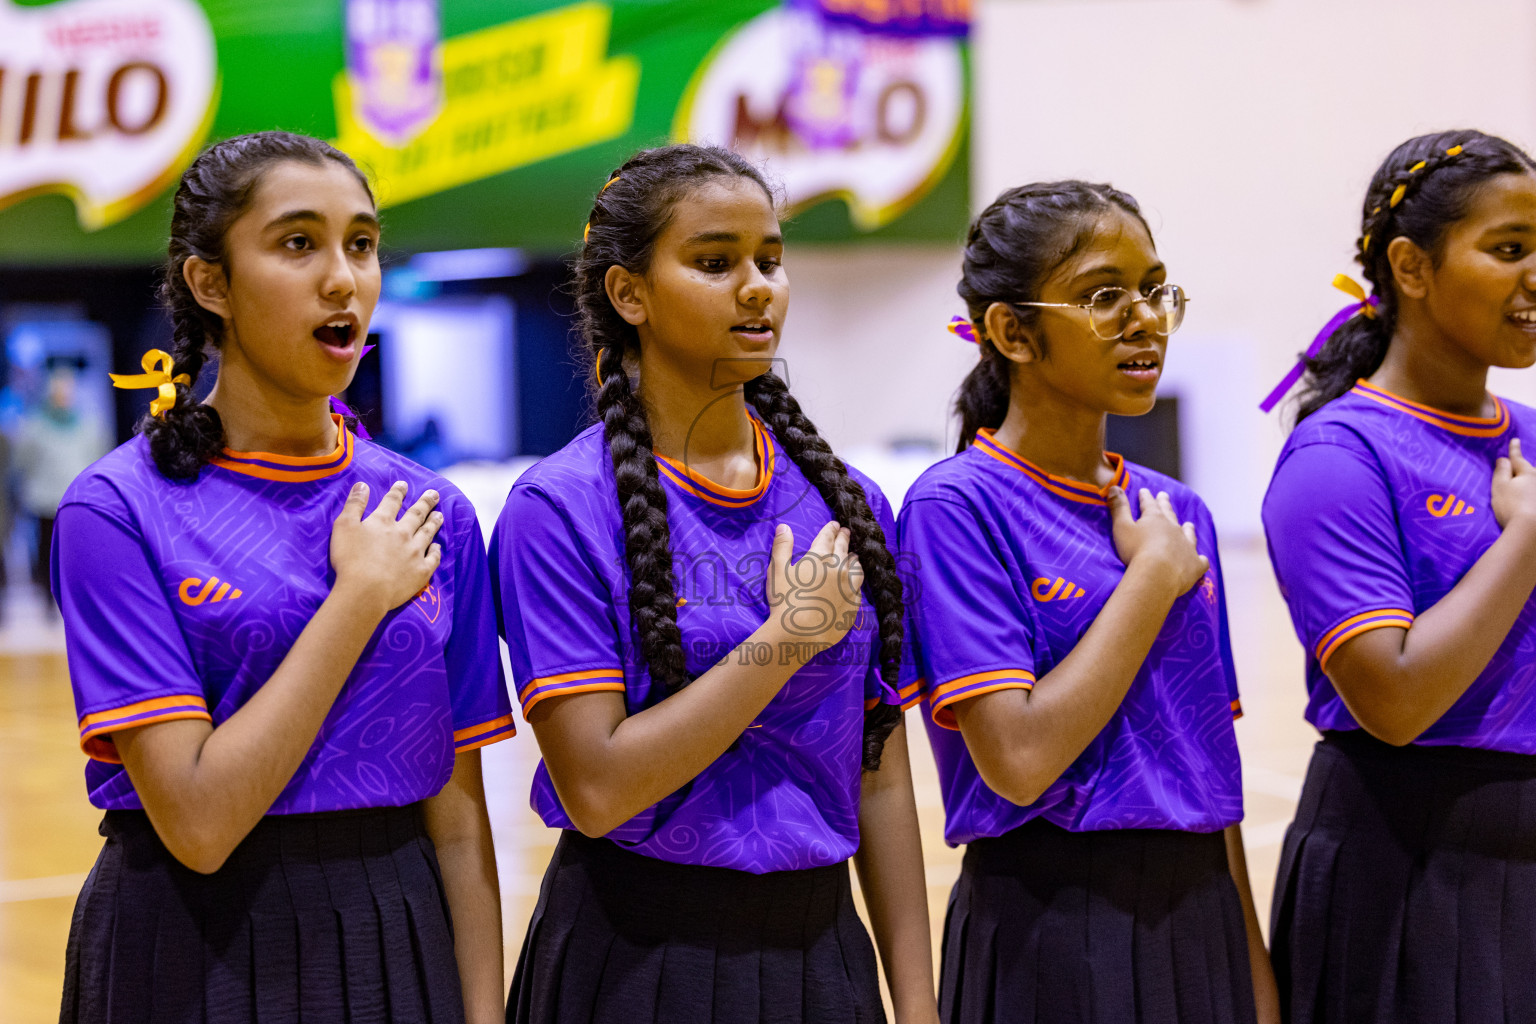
top-left (54, 418), bottom-right (513, 812)
top-left (1264, 381), bottom-right (1536, 751)
top-left (490, 420), bottom-right (919, 874)
top-left (900, 430), bottom-right (1243, 846)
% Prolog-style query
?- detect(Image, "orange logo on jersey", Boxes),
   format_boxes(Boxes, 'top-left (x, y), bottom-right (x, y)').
top-left (177, 576), bottom-right (243, 606)
top-left (413, 583), bottom-right (442, 624)
top-left (1427, 493), bottom-right (1476, 518)
top-left (1032, 576), bottom-right (1086, 602)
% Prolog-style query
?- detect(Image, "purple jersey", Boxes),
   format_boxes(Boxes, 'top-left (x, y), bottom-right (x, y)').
top-left (901, 430), bottom-right (1244, 846)
top-left (490, 417), bottom-right (919, 874)
top-left (54, 416), bottom-right (514, 813)
top-left (1264, 380), bottom-right (1536, 752)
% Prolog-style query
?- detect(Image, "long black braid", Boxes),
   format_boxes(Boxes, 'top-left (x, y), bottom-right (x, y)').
top-left (953, 181), bottom-right (1148, 451)
top-left (576, 143), bottom-right (904, 769)
top-left (1294, 130), bottom-right (1536, 423)
top-left (144, 131), bottom-right (373, 480)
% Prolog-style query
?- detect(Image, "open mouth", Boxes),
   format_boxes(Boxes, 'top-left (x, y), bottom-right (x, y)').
top-left (731, 322), bottom-right (773, 340)
top-left (313, 319), bottom-right (357, 350)
top-left (1118, 357), bottom-right (1160, 375)
top-left (1509, 309), bottom-right (1536, 330)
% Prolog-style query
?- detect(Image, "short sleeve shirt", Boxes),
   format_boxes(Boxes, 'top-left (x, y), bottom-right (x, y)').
top-left (1264, 381), bottom-right (1536, 751)
top-left (490, 419), bottom-right (917, 874)
top-left (55, 419), bottom-right (514, 812)
top-left (901, 431), bottom-right (1244, 846)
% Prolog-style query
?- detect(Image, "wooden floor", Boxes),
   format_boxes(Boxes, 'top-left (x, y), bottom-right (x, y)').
top-left (0, 539), bottom-right (1315, 1022)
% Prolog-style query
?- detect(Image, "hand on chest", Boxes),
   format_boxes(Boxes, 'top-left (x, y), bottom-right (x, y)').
top-left (668, 545), bottom-right (874, 713)
top-left (160, 508), bottom-right (450, 668)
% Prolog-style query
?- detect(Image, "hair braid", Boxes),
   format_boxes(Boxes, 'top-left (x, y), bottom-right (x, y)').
top-left (140, 130), bottom-right (374, 479)
top-left (745, 373), bottom-right (904, 770)
top-left (1295, 129), bottom-right (1536, 422)
top-left (574, 143), bottom-right (906, 768)
top-left (595, 337), bottom-right (690, 692)
top-left (575, 145), bottom-right (768, 695)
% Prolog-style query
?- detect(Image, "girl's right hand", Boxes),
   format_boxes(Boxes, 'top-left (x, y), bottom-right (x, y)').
top-left (1493, 438), bottom-right (1536, 530)
top-left (764, 521), bottom-right (865, 647)
top-left (1107, 486), bottom-right (1209, 596)
top-left (330, 481), bottom-right (444, 614)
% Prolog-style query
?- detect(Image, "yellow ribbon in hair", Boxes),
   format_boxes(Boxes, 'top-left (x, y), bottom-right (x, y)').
top-left (1333, 273), bottom-right (1376, 319)
top-left (583, 175), bottom-right (623, 244)
top-left (109, 349), bottom-right (190, 418)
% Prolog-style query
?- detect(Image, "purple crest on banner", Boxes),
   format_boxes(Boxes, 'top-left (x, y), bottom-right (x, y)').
top-left (788, 0), bottom-right (971, 38)
top-left (345, 0), bottom-right (443, 145)
top-left (783, 7), bottom-right (865, 149)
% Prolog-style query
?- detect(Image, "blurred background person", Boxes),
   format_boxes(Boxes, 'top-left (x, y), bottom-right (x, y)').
top-left (15, 357), bottom-right (110, 618)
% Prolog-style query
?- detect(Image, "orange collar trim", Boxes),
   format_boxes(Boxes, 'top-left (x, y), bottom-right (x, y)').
top-left (1352, 380), bottom-right (1509, 438)
top-left (210, 414), bottom-right (355, 482)
top-left (973, 429), bottom-right (1129, 506)
top-left (654, 416), bottom-right (777, 509)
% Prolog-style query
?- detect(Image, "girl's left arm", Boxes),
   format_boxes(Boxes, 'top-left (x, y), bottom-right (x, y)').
top-left (423, 749), bottom-right (504, 1024)
top-left (1224, 823), bottom-right (1280, 1024)
top-left (853, 719), bottom-right (940, 1024)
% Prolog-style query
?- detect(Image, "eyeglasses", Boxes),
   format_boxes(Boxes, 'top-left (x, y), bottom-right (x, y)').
top-left (1012, 284), bottom-right (1189, 341)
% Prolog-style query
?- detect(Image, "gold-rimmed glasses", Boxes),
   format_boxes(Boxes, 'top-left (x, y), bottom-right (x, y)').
top-left (1012, 284), bottom-right (1189, 341)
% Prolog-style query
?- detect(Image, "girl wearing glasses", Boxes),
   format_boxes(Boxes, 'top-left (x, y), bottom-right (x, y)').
top-left (1264, 130), bottom-right (1536, 1024)
top-left (901, 181), bottom-right (1278, 1024)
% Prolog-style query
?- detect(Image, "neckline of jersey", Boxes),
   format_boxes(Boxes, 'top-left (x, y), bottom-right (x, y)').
top-left (210, 413), bottom-right (355, 482)
top-left (1351, 380), bottom-right (1510, 438)
top-left (972, 429), bottom-right (1129, 506)
top-left (653, 415), bottom-right (777, 508)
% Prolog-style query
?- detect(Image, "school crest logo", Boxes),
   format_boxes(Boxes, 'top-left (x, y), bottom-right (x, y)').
top-left (413, 582), bottom-right (442, 624)
top-left (344, 0), bottom-right (443, 146)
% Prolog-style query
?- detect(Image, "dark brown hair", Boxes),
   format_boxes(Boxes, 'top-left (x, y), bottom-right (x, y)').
top-left (145, 130), bottom-right (374, 479)
top-left (1294, 130), bottom-right (1536, 422)
top-left (953, 181), bottom-right (1148, 451)
top-left (577, 143), bottom-right (905, 770)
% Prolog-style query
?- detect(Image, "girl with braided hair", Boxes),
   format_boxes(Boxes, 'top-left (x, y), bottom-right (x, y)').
top-left (55, 131), bottom-right (512, 1023)
top-left (903, 181), bottom-right (1277, 1023)
top-left (490, 143), bottom-right (936, 1024)
top-left (1263, 129), bottom-right (1536, 1023)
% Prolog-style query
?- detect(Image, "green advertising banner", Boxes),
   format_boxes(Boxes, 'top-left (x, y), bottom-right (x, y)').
top-left (0, 0), bottom-right (969, 264)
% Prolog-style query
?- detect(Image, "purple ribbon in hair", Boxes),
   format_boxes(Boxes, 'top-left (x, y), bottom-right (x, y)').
top-left (329, 343), bottom-right (375, 439)
top-left (947, 315), bottom-right (979, 344)
top-left (1258, 295), bottom-right (1379, 413)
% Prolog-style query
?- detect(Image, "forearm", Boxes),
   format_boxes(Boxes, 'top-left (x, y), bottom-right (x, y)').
top-left (957, 560), bottom-right (1178, 805)
top-left (1334, 521), bottom-right (1536, 743)
top-left (1224, 824), bottom-right (1280, 1024)
top-left (852, 722), bottom-right (938, 1022)
top-left (539, 619), bottom-right (804, 835)
top-left (121, 583), bottom-right (387, 869)
top-left (425, 754), bottom-right (504, 1024)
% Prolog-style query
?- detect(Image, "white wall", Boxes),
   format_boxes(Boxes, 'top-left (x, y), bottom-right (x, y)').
top-left (785, 0), bottom-right (1536, 538)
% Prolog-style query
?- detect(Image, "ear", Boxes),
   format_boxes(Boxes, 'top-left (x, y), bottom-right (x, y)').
top-left (182, 256), bottom-right (231, 321)
top-left (983, 301), bottom-right (1042, 364)
top-left (1386, 235), bottom-right (1432, 301)
top-left (605, 264), bottom-right (648, 327)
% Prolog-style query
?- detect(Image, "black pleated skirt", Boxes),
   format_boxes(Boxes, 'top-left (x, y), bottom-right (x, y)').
top-left (1271, 729), bottom-right (1536, 1024)
top-left (61, 805), bottom-right (464, 1024)
top-left (508, 830), bottom-right (885, 1024)
top-left (939, 817), bottom-right (1255, 1024)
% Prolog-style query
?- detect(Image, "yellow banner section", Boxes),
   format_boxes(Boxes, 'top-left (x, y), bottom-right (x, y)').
top-left (333, 2), bottom-right (640, 208)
